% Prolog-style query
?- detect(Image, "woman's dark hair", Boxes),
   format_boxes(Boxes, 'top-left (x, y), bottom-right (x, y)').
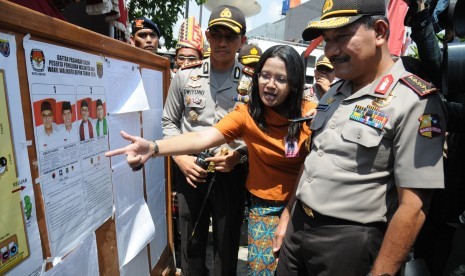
top-left (249, 45), bottom-right (305, 142)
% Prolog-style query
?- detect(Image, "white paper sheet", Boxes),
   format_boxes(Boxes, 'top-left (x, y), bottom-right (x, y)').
top-left (147, 186), bottom-right (168, 268)
top-left (44, 233), bottom-right (99, 276)
top-left (141, 68), bottom-right (164, 111)
top-left (147, 179), bottom-right (167, 226)
top-left (141, 68), bottom-right (167, 269)
top-left (112, 165), bottom-right (143, 218)
top-left (105, 58), bottom-right (149, 114)
top-left (142, 109), bottom-right (165, 195)
top-left (107, 112), bottom-right (141, 170)
top-left (120, 246), bottom-right (150, 276)
top-left (107, 108), bottom-right (156, 267)
top-left (1, 32), bottom-right (43, 276)
top-left (23, 38), bottom-right (113, 257)
top-left (115, 199), bottom-right (155, 266)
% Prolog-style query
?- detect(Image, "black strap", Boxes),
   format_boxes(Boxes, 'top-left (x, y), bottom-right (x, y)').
top-left (188, 172), bottom-right (217, 245)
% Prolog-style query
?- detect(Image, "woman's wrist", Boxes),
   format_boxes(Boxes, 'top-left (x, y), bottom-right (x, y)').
top-left (150, 140), bottom-right (159, 157)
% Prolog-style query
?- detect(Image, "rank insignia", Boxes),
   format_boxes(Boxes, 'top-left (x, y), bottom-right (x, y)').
top-left (372, 89), bottom-right (396, 108)
top-left (316, 104), bottom-right (330, 112)
top-left (243, 66), bottom-right (254, 77)
top-left (349, 105), bottom-right (389, 130)
top-left (234, 67), bottom-right (240, 79)
top-left (190, 75), bottom-right (201, 81)
top-left (189, 110), bottom-right (199, 121)
top-left (418, 114), bottom-right (442, 138)
top-left (237, 80), bottom-right (251, 95)
top-left (181, 60), bottom-right (203, 70)
top-left (374, 75), bottom-right (393, 95)
top-left (187, 81), bottom-right (201, 88)
top-left (326, 97), bottom-right (335, 104)
top-left (400, 74), bottom-right (437, 97)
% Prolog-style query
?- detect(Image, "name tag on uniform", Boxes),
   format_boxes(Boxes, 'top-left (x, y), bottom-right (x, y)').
top-left (316, 104), bottom-right (330, 112)
top-left (349, 105), bottom-right (389, 130)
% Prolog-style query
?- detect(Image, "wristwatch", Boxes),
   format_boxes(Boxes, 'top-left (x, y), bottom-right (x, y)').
top-left (150, 140), bottom-right (159, 158)
top-left (237, 149), bottom-right (248, 164)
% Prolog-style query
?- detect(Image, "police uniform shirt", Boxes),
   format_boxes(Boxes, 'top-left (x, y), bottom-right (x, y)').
top-left (296, 59), bottom-right (446, 224)
top-left (162, 58), bottom-right (252, 154)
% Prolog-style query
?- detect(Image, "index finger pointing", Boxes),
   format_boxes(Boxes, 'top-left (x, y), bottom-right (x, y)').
top-left (105, 146), bottom-right (130, 157)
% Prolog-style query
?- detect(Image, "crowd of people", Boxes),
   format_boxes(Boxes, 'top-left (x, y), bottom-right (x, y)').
top-left (107, 0), bottom-right (465, 275)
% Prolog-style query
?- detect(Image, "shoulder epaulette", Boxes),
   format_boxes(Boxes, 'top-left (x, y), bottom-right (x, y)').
top-left (400, 74), bottom-right (438, 97)
top-left (181, 60), bottom-right (203, 70)
top-left (243, 66), bottom-right (254, 77)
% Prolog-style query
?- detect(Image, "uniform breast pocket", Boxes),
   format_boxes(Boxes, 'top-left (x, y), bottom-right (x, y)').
top-left (332, 122), bottom-right (386, 173)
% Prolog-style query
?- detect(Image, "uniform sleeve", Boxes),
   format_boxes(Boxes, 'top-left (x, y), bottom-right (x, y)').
top-left (213, 105), bottom-right (247, 142)
top-left (162, 72), bottom-right (184, 138)
top-left (302, 100), bottom-right (318, 135)
top-left (394, 91), bottom-right (446, 189)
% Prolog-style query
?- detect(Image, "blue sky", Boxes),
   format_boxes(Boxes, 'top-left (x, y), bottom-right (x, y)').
top-left (172, 0), bottom-right (310, 39)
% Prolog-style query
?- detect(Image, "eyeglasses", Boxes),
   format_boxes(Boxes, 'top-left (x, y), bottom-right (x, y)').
top-left (258, 72), bottom-right (288, 85)
top-left (176, 56), bottom-right (199, 62)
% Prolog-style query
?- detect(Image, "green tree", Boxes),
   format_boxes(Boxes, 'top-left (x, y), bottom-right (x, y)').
top-left (128, 0), bottom-right (206, 50)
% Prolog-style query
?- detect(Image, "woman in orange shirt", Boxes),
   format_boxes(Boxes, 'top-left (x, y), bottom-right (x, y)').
top-left (107, 45), bottom-right (316, 275)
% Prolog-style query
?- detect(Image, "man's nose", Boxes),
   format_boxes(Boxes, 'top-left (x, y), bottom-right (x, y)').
top-left (324, 42), bottom-right (339, 58)
top-left (217, 36), bottom-right (228, 46)
top-left (146, 34), bottom-right (156, 40)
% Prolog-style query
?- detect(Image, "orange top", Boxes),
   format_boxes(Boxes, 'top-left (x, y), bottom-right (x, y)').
top-left (214, 102), bottom-right (316, 201)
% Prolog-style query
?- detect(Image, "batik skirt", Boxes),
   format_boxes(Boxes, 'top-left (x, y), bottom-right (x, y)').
top-left (247, 194), bottom-right (286, 276)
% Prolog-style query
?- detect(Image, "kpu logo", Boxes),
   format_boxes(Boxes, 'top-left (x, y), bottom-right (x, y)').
top-left (30, 49), bottom-right (45, 72)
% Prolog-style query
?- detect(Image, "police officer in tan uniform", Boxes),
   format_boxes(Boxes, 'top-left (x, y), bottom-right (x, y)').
top-left (162, 5), bottom-right (252, 276)
top-left (303, 55), bottom-right (335, 103)
top-left (275, 0), bottom-right (446, 275)
top-left (237, 44), bottom-right (262, 69)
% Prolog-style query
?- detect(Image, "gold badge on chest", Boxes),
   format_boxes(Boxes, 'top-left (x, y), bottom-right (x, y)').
top-left (187, 75), bottom-right (201, 88)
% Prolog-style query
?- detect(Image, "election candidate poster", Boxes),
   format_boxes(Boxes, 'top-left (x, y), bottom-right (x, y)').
top-left (23, 38), bottom-right (113, 258)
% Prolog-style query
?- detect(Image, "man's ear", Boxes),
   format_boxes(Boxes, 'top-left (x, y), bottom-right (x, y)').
top-left (240, 35), bottom-right (247, 47)
top-left (130, 35), bottom-right (135, 46)
top-left (373, 20), bottom-right (389, 45)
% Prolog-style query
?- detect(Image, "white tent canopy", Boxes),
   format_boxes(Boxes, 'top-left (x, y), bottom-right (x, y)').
top-left (204, 0), bottom-right (261, 17)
